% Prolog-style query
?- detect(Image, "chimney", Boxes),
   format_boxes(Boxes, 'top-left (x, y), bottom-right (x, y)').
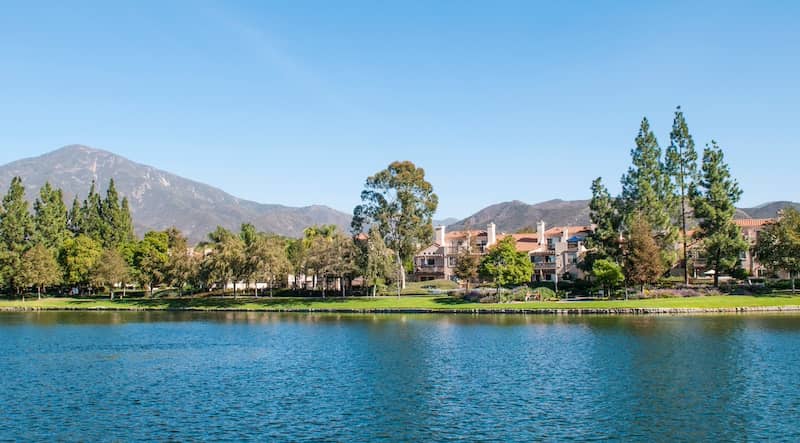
top-left (537, 220), bottom-right (546, 245)
top-left (487, 223), bottom-right (496, 247)
top-left (435, 225), bottom-right (446, 246)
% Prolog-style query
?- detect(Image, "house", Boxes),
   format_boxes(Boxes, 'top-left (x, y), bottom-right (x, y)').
top-left (413, 221), bottom-right (592, 283)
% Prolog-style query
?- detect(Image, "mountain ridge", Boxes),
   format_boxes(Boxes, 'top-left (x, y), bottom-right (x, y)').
top-left (0, 145), bottom-right (352, 242)
top-left (448, 199), bottom-right (800, 233)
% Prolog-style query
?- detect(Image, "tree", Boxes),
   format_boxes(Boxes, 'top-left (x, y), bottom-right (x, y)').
top-left (18, 243), bottom-right (61, 300)
top-left (90, 249), bottom-right (130, 299)
top-left (360, 229), bottom-right (394, 297)
top-left (101, 179), bottom-right (135, 248)
top-left (134, 231), bottom-right (170, 296)
top-left (351, 161), bottom-right (438, 293)
top-left (665, 106), bottom-right (699, 284)
top-left (203, 227), bottom-right (246, 297)
top-left (249, 233), bottom-right (290, 297)
top-left (60, 234), bottom-right (103, 292)
top-left (165, 227), bottom-right (196, 296)
top-left (67, 196), bottom-right (83, 235)
top-left (592, 259), bottom-right (624, 298)
top-left (690, 141), bottom-right (747, 287)
top-left (286, 238), bottom-right (307, 291)
top-left (583, 177), bottom-right (623, 271)
top-left (453, 236), bottom-right (480, 292)
top-left (328, 232), bottom-right (358, 297)
top-left (81, 180), bottom-right (106, 242)
top-left (755, 208), bottom-right (800, 292)
top-left (0, 177), bottom-right (35, 294)
top-left (623, 213), bottom-right (665, 293)
top-left (620, 118), bottom-right (678, 267)
top-left (304, 232), bottom-right (338, 297)
top-left (478, 237), bottom-right (533, 293)
top-left (33, 182), bottom-right (70, 252)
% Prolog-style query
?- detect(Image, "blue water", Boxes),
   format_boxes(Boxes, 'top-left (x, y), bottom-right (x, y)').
top-left (1, 312), bottom-right (799, 441)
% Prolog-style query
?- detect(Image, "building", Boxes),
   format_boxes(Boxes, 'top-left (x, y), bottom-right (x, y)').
top-left (413, 221), bottom-right (592, 283)
top-left (683, 218), bottom-right (780, 278)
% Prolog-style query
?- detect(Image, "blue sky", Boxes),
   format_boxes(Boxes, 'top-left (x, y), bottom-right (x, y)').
top-left (1, 1), bottom-right (798, 218)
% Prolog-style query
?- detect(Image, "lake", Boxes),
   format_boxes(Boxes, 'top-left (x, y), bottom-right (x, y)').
top-left (1, 311), bottom-right (799, 441)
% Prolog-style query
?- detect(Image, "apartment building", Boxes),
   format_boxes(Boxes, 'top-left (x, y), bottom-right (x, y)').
top-left (413, 221), bottom-right (592, 283)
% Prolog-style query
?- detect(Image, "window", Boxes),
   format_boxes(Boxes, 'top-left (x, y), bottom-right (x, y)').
top-left (426, 258), bottom-right (435, 266)
top-left (448, 256), bottom-right (456, 267)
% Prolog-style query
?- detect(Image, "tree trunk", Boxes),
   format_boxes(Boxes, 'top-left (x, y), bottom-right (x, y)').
top-left (792, 273), bottom-right (796, 294)
top-left (37, 286), bottom-right (41, 300)
top-left (396, 250), bottom-right (405, 297)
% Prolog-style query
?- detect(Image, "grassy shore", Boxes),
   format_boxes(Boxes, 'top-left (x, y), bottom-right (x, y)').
top-left (3, 294), bottom-right (800, 313)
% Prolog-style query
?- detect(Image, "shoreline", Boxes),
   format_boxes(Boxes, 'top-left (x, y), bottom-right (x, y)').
top-left (4, 304), bottom-right (800, 315)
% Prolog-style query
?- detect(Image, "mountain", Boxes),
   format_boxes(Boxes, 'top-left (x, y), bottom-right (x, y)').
top-left (448, 199), bottom-right (592, 232)
top-left (0, 145), bottom-right (352, 242)
top-left (433, 217), bottom-right (459, 227)
top-left (448, 199), bottom-right (800, 233)
top-left (738, 201), bottom-right (800, 219)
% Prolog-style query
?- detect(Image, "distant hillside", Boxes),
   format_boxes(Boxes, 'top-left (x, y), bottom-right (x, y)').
top-left (449, 199), bottom-right (800, 233)
top-left (0, 145), bottom-right (351, 242)
top-left (738, 201), bottom-right (800, 219)
top-left (448, 199), bottom-right (592, 232)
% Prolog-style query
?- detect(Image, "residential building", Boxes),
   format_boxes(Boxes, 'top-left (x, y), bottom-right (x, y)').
top-left (413, 221), bottom-right (592, 283)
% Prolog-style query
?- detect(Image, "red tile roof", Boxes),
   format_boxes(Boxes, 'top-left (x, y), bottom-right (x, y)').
top-left (734, 218), bottom-right (775, 228)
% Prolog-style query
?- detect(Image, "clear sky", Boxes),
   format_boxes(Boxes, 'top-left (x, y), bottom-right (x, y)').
top-left (1, 1), bottom-right (798, 218)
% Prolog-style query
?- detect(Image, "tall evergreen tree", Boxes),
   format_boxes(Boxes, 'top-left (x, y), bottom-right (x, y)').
top-left (620, 117), bottom-right (678, 267)
top-left (33, 182), bottom-right (70, 251)
top-left (690, 141), bottom-right (747, 287)
top-left (68, 196), bottom-right (84, 235)
top-left (0, 177), bottom-right (35, 293)
top-left (584, 177), bottom-right (622, 269)
top-left (665, 106), bottom-right (699, 284)
top-left (118, 197), bottom-right (135, 243)
top-left (100, 179), bottom-right (135, 248)
top-left (102, 179), bottom-right (121, 247)
top-left (81, 180), bottom-right (105, 242)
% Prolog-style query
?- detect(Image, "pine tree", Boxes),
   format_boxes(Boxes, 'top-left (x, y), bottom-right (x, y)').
top-left (0, 177), bottom-right (35, 294)
top-left (68, 196), bottom-right (84, 235)
top-left (620, 117), bottom-right (678, 267)
top-left (81, 180), bottom-right (106, 242)
top-left (584, 177), bottom-right (622, 269)
top-left (33, 182), bottom-right (70, 251)
top-left (100, 179), bottom-right (135, 248)
top-left (691, 141), bottom-right (747, 287)
top-left (665, 106), bottom-right (699, 284)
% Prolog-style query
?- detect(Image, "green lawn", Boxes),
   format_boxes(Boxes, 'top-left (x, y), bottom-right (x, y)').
top-left (2, 294), bottom-right (800, 313)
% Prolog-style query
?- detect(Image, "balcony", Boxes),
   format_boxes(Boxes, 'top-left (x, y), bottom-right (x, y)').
top-left (415, 265), bottom-right (446, 274)
top-left (534, 262), bottom-right (557, 270)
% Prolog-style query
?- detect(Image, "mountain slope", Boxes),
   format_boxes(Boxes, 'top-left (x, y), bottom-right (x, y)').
top-left (449, 199), bottom-right (800, 233)
top-left (0, 145), bottom-right (351, 242)
top-left (448, 199), bottom-right (592, 232)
